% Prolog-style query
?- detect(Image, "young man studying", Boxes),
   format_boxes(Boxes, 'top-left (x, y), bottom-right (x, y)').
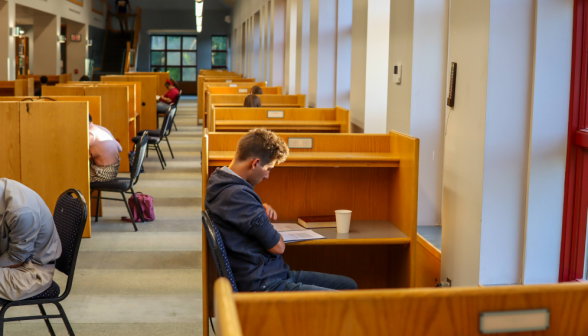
top-left (205, 129), bottom-right (358, 292)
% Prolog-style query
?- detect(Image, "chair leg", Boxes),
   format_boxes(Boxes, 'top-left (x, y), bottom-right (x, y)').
top-left (130, 187), bottom-right (147, 223)
top-left (54, 302), bottom-right (75, 336)
top-left (154, 145), bottom-right (165, 170)
top-left (156, 144), bottom-right (167, 167)
top-left (38, 304), bottom-right (56, 336)
top-left (121, 192), bottom-right (138, 232)
top-left (95, 191), bottom-right (101, 223)
top-left (173, 120), bottom-right (178, 131)
top-left (165, 135), bottom-right (175, 159)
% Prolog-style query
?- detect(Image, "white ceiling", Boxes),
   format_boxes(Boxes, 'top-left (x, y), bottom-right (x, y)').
top-left (132, 0), bottom-right (232, 11)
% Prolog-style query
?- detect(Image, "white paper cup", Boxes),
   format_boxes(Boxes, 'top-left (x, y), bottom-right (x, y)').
top-left (335, 210), bottom-right (352, 234)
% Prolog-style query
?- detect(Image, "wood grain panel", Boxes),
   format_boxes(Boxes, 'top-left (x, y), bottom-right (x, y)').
top-left (416, 234), bottom-right (441, 288)
top-left (19, 101), bottom-right (91, 238)
top-left (0, 102), bottom-right (21, 180)
top-left (42, 96), bottom-right (102, 125)
top-left (128, 76), bottom-right (158, 130)
top-left (85, 86), bottom-right (130, 173)
top-left (220, 281), bottom-right (588, 336)
top-left (124, 72), bottom-right (170, 96)
top-left (42, 86), bottom-right (85, 96)
top-left (198, 77), bottom-right (255, 121)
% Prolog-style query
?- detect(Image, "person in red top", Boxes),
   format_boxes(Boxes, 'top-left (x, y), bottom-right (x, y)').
top-left (157, 79), bottom-right (180, 114)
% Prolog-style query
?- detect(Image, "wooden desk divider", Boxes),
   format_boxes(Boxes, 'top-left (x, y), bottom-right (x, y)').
top-left (124, 72), bottom-right (170, 96)
top-left (0, 96), bottom-right (101, 126)
top-left (201, 130), bottom-right (419, 335)
top-left (102, 75), bottom-right (159, 130)
top-left (205, 94), bottom-right (306, 128)
top-left (198, 77), bottom-right (255, 122)
top-left (209, 106), bottom-right (350, 133)
top-left (200, 69), bottom-right (240, 76)
top-left (0, 101), bottom-right (92, 238)
top-left (18, 74), bottom-right (71, 86)
top-left (208, 86), bottom-right (280, 95)
top-left (416, 233), bottom-right (441, 288)
top-left (0, 78), bottom-right (34, 96)
top-left (43, 85), bottom-right (132, 172)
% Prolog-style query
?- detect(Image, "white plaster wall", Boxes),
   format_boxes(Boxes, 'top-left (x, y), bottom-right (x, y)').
top-left (479, 0), bottom-right (534, 286)
top-left (308, 0), bottom-right (336, 108)
top-left (523, 0), bottom-right (573, 285)
top-left (335, 0), bottom-right (352, 110)
top-left (253, 12), bottom-right (261, 81)
top-left (64, 18), bottom-right (87, 81)
top-left (33, 10), bottom-right (59, 75)
top-left (349, 0), bottom-right (368, 131)
top-left (295, 0), bottom-right (310, 99)
top-left (270, 0), bottom-right (285, 87)
top-left (441, 0), bottom-right (491, 287)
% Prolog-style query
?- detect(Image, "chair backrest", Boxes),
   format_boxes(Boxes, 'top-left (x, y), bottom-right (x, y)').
top-left (131, 131), bottom-right (148, 183)
top-left (53, 189), bottom-right (87, 298)
top-left (164, 104), bottom-right (177, 136)
top-left (202, 210), bottom-right (239, 292)
top-left (159, 104), bottom-right (174, 139)
top-left (174, 90), bottom-right (182, 105)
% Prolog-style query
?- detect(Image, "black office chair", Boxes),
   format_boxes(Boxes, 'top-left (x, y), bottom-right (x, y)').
top-left (132, 106), bottom-right (175, 170)
top-left (0, 188), bottom-right (88, 336)
top-left (91, 131), bottom-right (149, 232)
top-left (136, 104), bottom-right (176, 161)
top-left (157, 90), bottom-right (181, 131)
top-left (202, 211), bottom-right (238, 292)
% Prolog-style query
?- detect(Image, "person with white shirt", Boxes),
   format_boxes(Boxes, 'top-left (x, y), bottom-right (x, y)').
top-left (88, 114), bottom-right (123, 182)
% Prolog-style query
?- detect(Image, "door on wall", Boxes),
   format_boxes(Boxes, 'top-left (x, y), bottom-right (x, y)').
top-left (150, 35), bottom-right (197, 95)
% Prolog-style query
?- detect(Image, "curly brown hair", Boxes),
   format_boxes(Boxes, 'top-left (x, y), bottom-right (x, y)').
top-left (235, 129), bottom-right (289, 165)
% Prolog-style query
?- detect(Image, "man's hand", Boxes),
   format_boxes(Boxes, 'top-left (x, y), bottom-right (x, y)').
top-left (263, 203), bottom-right (277, 220)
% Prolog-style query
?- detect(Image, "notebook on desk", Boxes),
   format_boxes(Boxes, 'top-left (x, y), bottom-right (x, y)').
top-left (298, 215), bottom-right (337, 229)
top-left (271, 223), bottom-right (325, 242)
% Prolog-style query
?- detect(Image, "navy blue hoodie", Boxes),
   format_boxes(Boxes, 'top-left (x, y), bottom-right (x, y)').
top-left (205, 167), bottom-right (289, 292)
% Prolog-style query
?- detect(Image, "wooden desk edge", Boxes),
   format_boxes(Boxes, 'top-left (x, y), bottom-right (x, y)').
top-left (417, 234), bottom-right (441, 260)
top-left (287, 237), bottom-right (411, 246)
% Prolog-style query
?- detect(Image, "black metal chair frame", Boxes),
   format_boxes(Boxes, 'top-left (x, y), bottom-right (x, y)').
top-left (144, 105), bottom-right (175, 170)
top-left (91, 131), bottom-right (149, 232)
top-left (202, 210), bottom-right (238, 293)
top-left (0, 188), bottom-right (88, 336)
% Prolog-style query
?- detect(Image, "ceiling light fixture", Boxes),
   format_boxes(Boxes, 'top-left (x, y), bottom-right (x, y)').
top-left (195, 0), bottom-right (203, 17)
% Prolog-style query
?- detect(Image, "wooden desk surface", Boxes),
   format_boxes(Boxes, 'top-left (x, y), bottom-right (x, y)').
top-left (284, 220), bottom-right (409, 246)
top-left (209, 151), bottom-right (400, 167)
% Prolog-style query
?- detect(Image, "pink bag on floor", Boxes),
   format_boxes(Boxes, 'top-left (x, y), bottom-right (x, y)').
top-left (122, 193), bottom-right (155, 222)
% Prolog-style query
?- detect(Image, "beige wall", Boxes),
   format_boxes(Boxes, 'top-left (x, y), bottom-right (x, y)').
top-left (64, 19), bottom-right (87, 81)
top-left (33, 10), bottom-right (59, 75)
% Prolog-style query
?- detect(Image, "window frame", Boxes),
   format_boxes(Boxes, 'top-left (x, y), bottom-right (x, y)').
top-left (149, 35), bottom-right (198, 82)
top-left (211, 35), bottom-right (228, 69)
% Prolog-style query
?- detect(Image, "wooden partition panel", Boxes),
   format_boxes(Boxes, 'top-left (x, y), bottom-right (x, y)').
top-left (85, 86), bottom-right (131, 172)
top-left (0, 102), bottom-right (21, 180)
top-left (102, 75), bottom-right (159, 130)
top-left (19, 101), bottom-right (91, 238)
top-left (43, 86), bottom-right (86, 96)
top-left (416, 235), bottom-right (441, 288)
top-left (210, 106), bottom-right (350, 133)
top-left (125, 72), bottom-right (170, 96)
top-left (46, 96), bottom-right (102, 125)
top-left (198, 77), bottom-right (256, 122)
top-left (208, 86), bottom-right (281, 95)
top-left (214, 277), bottom-right (588, 336)
top-left (0, 79), bottom-right (33, 96)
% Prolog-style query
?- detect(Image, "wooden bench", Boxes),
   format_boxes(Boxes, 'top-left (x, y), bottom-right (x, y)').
top-left (205, 94), bottom-right (306, 128)
top-left (0, 79), bottom-right (34, 96)
top-left (0, 101), bottom-right (92, 238)
top-left (43, 85), bottom-right (133, 173)
top-left (215, 277), bottom-right (588, 336)
top-left (209, 106), bottom-right (350, 133)
top-left (201, 130), bottom-right (419, 335)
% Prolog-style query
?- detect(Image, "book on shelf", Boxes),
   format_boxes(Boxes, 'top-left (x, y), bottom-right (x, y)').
top-left (297, 215), bottom-right (337, 229)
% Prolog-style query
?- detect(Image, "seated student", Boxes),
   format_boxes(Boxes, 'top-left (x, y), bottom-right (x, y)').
top-left (79, 75), bottom-right (91, 81)
top-left (34, 76), bottom-right (48, 96)
top-left (0, 178), bottom-right (62, 301)
top-left (251, 85), bottom-right (263, 95)
top-left (157, 79), bottom-right (180, 113)
top-left (244, 94), bottom-right (262, 107)
top-left (205, 128), bottom-right (358, 292)
top-left (89, 114), bottom-right (122, 182)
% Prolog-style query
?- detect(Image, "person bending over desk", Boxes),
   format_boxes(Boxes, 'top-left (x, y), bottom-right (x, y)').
top-left (243, 94), bottom-right (261, 107)
top-left (0, 178), bottom-right (62, 301)
top-left (205, 129), bottom-right (358, 292)
top-left (157, 79), bottom-right (180, 114)
top-left (89, 114), bottom-right (122, 182)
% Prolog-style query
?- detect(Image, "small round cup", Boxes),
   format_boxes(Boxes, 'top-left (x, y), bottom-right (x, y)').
top-left (335, 210), bottom-right (352, 234)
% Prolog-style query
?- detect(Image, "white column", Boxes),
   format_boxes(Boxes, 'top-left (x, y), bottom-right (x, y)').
top-left (65, 20), bottom-right (87, 81)
top-left (34, 11), bottom-right (60, 75)
top-left (283, 0), bottom-right (298, 94)
top-left (308, 0), bottom-right (337, 108)
top-left (260, 5), bottom-right (266, 82)
top-left (295, 0), bottom-right (310, 100)
top-left (270, 0), bottom-right (286, 87)
top-left (335, 0), bottom-right (352, 109)
top-left (523, 0), bottom-right (573, 285)
top-left (0, 0), bottom-right (16, 80)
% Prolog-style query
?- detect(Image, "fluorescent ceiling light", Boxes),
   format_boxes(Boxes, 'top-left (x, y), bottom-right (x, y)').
top-left (195, 1), bottom-right (203, 17)
top-left (196, 16), bottom-right (203, 26)
top-left (197, 24), bottom-right (202, 33)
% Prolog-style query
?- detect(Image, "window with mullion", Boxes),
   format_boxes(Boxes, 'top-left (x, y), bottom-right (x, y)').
top-left (211, 35), bottom-right (228, 69)
top-left (150, 35), bottom-right (198, 82)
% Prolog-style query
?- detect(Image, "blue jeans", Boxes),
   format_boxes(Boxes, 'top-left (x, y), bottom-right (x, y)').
top-left (255, 271), bottom-right (358, 292)
top-left (157, 101), bottom-right (170, 113)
